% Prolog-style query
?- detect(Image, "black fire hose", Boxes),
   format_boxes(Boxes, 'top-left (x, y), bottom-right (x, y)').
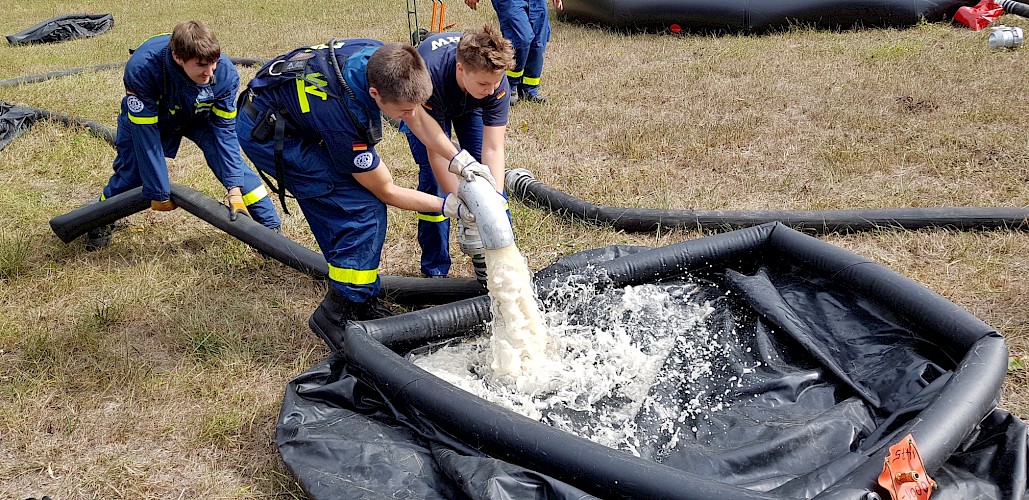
top-left (505, 168), bottom-right (1029, 234)
top-left (0, 57), bottom-right (266, 88)
top-left (999, 0), bottom-right (1029, 17)
top-left (48, 185), bottom-right (485, 305)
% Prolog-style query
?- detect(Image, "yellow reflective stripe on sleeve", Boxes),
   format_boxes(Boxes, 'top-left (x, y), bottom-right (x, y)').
top-left (213, 106), bottom-right (237, 119)
top-left (522, 76), bottom-right (541, 86)
top-left (328, 264), bottom-right (379, 286)
top-left (128, 113), bottom-right (158, 125)
top-left (418, 213), bottom-right (447, 223)
top-left (242, 184), bottom-right (269, 205)
top-left (506, 68), bottom-right (524, 78)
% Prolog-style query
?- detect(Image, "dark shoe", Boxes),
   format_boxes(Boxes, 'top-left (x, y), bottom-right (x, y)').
top-left (517, 90), bottom-right (548, 105)
top-left (308, 289), bottom-right (356, 351)
top-left (508, 90), bottom-right (519, 107)
top-left (354, 296), bottom-right (396, 321)
top-left (85, 223), bottom-right (115, 251)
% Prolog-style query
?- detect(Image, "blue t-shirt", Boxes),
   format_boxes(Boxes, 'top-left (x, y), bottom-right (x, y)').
top-left (418, 32), bottom-right (510, 127)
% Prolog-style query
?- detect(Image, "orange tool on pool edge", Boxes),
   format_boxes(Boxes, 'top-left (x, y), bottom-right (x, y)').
top-left (878, 434), bottom-right (937, 500)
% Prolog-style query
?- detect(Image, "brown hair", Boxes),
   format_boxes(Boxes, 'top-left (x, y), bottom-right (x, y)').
top-left (457, 24), bottom-right (515, 73)
top-left (366, 43), bottom-right (433, 104)
top-left (169, 20), bottom-right (221, 64)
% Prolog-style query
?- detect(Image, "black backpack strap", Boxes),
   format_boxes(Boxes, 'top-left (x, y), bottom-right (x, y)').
top-left (271, 115), bottom-right (289, 214)
top-left (327, 40), bottom-right (382, 145)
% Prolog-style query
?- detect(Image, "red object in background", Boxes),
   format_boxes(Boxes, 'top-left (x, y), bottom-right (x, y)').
top-left (955, 0), bottom-right (1005, 30)
top-left (877, 434), bottom-right (937, 500)
top-left (669, 23), bottom-right (682, 33)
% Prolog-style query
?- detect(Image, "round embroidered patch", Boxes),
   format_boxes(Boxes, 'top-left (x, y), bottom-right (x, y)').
top-left (354, 151), bottom-right (374, 169)
top-left (126, 95), bottom-right (145, 114)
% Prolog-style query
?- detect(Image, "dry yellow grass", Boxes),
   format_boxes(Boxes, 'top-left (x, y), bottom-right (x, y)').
top-left (1, 1), bottom-right (1027, 498)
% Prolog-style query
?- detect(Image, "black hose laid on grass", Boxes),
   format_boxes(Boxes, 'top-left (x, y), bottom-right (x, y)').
top-left (505, 168), bottom-right (1029, 234)
top-left (48, 184), bottom-right (484, 305)
top-left (999, 0), bottom-right (1029, 18)
top-left (0, 62), bottom-right (126, 88)
top-left (0, 57), bottom-right (266, 88)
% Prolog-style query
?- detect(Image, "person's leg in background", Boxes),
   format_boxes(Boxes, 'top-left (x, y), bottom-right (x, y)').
top-left (492, 0), bottom-right (533, 105)
top-left (518, 0), bottom-right (552, 102)
top-left (405, 125), bottom-right (453, 277)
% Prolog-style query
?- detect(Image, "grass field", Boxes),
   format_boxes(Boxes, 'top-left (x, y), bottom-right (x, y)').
top-left (2, 0), bottom-right (1027, 497)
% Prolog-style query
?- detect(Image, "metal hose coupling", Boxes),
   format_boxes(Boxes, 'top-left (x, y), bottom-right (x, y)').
top-left (505, 168), bottom-right (538, 197)
top-left (457, 175), bottom-right (515, 250)
top-left (989, 25), bottom-right (1024, 49)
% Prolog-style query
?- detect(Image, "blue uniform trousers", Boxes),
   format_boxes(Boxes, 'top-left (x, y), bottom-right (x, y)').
top-left (491, 0), bottom-right (551, 97)
top-left (104, 115), bottom-right (281, 229)
top-left (405, 110), bottom-right (484, 277)
top-left (237, 110), bottom-right (386, 302)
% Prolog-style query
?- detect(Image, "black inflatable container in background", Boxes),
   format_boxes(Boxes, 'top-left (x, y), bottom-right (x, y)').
top-left (276, 223), bottom-right (1026, 499)
top-left (557, 0), bottom-right (977, 32)
top-left (6, 13), bottom-right (114, 45)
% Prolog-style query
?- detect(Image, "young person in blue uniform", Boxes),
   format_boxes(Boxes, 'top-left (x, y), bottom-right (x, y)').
top-left (235, 39), bottom-right (488, 345)
top-left (463, 0), bottom-right (563, 104)
top-left (405, 25), bottom-right (515, 278)
top-left (86, 20), bottom-right (281, 250)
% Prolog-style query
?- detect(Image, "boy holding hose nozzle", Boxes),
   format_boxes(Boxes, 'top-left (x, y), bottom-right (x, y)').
top-left (234, 38), bottom-right (494, 349)
top-left (402, 24), bottom-right (517, 284)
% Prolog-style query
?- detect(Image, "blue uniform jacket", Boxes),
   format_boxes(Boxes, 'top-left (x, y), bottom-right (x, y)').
top-left (418, 32), bottom-right (511, 126)
top-left (120, 34), bottom-right (245, 201)
top-left (246, 39), bottom-right (385, 199)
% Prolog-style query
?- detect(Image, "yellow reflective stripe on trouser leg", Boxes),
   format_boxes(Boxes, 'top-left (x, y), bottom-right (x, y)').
top-left (212, 106), bottom-right (237, 119)
top-left (522, 76), bottom-right (541, 86)
top-left (506, 68), bottom-right (524, 79)
top-left (328, 264), bottom-right (378, 286)
top-left (242, 184), bottom-right (270, 206)
top-left (418, 213), bottom-right (447, 223)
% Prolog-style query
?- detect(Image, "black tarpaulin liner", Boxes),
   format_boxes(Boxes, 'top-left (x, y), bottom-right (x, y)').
top-left (0, 102), bottom-right (40, 151)
top-left (6, 13), bottom-right (114, 46)
top-left (276, 223), bottom-right (1027, 499)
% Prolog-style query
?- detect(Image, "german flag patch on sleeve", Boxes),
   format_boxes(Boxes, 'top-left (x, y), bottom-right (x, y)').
top-left (352, 142), bottom-right (368, 151)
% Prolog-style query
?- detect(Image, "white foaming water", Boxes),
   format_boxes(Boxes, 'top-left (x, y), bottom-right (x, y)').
top-left (411, 255), bottom-right (746, 455)
top-left (481, 244), bottom-right (549, 388)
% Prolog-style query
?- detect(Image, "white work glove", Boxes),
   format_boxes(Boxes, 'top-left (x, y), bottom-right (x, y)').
top-left (448, 149), bottom-right (498, 190)
top-left (441, 194), bottom-right (476, 223)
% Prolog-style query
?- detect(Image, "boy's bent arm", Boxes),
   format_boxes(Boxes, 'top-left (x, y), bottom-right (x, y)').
top-left (353, 162), bottom-right (444, 213)
top-left (481, 125), bottom-right (506, 187)
top-left (404, 107), bottom-right (463, 194)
